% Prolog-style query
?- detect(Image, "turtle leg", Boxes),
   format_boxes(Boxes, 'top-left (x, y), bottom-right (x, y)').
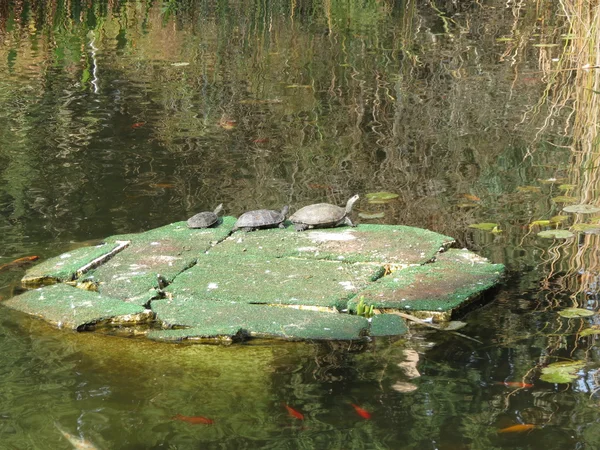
top-left (294, 223), bottom-right (308, 232)
top-left (343, 217), bottom-right (356, 227)
top-left (278, 222), bottom-right (286, 229)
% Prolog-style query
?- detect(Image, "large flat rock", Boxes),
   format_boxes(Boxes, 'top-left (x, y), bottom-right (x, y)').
top-left (81, 218), bottom-right (235, 304)
top-left (6, 220), bottom-right (503, 342)
top-left (350, 249), bottom-right (504, 320)
top-left (210, 224), bottom-right (454, 265)
top-left (3, 284), bottom-right (153, 330)
top-left (166, 253), bottom-right (380, 310)
top-left (150, 299), bottom-right (369, 342)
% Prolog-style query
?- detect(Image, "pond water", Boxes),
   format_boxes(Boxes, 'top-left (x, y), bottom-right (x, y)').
top-left (1, 1), bottom-right (600, 448)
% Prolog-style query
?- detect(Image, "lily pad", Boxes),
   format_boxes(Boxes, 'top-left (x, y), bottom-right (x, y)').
top-left (563, 204), bottom-right (600, 214)
top-left (570, 223), bottom-right (600, 234)
top-left (540, 360), bottom-right (584, 384)
top-left (558, 308), bottom-right (595, 318)
top-left (366, 192), bottom-right (399, 203)
top-left (537, 230), bottom-right (574, 239)
top-left (468, 223), bottom-right (499, 231)
top-left (358, 212), bottom-right (385, 219)
top-left (552, 196), bottom-right (578, 203)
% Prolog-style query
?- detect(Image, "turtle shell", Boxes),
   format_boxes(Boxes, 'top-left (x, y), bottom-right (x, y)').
top-left (187, 204), bottom-right (223, 229)
top-left (289, 203), bottom-right (345, 227)
top-left (234, 206), bottom-right (289, 230)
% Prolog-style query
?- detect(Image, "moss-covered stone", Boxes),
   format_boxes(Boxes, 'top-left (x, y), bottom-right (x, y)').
top-left (3, 284), bottom-right (152, 330)
top-left (82, 218), bottom-right (235, 304)
top-left (21, 241), bottom-right (129, 285)
top-left (211, 224), bottom-right (454, 265)
top-left (150, 299), bottom-right (369, 341)
top-left (351, 249), bottom-right (504, 317)
top-left (166, 253), bottom-right (380, 310)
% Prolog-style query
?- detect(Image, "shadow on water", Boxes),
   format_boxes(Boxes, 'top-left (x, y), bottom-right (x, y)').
top-left (1, 0), bottom-right (600, 448)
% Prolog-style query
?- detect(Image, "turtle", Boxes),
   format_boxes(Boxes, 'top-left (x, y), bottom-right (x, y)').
top-left (232, 205), bottom-right (289, 232)
top-left (289, 194), bottom-right (360, 231)
top-left (187, 203), bottom-right (223, 229)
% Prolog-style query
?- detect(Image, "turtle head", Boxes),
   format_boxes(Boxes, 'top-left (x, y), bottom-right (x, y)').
top-left (281, 205), bottom-right (290, 217)
top-left (345, 195), bottom-right (360, 213)
top-left (214, 203), bottom-right (223, 215)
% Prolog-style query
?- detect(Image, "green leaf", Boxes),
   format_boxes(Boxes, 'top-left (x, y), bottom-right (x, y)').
top-left (558, 184), bottom-right (577, 191)
top-left (550, 215), bottom-right (569, 223)
top-left (537, 230), bottom-right (574, 239)
top-left (366, 192), bottom-right (399, 203)
top-left (558, 308), bottom-right (595, 318)
top-left (540, 361), bottom-right (584, 384)
top-left (580, 328), bottom-right (600, 337)
top-left (563, 204), bottom-right (600, 214)
top-left (468, 223), bottom-right (499, 231)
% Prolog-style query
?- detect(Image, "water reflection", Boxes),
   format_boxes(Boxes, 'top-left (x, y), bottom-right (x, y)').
top-left (1, 0), bottom-right (600, 448)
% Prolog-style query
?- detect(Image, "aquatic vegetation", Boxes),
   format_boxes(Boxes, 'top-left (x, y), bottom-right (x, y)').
top-left (355, 297), bottom-right (374, 319)
top-left (557, 308), bottom-right (595, 318)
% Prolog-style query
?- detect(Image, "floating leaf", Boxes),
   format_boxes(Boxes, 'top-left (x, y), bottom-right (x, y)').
top-left (552, 196), bottom-right (578, 203)
top-left (537, 230), bottom-right (574, 239)
top-left (358, 212), bottom-right (385, 219)
top-left (550, 215), bottom-right (569, 223)
top-left (366, 192), bottom-right (399, 203)
top-left (571, 223), bottom-right (600, 234)
top-left (468, 223), bottom-right (499, 231)
top-left (540, 360), bottom-right (584, 384)
top-left (580, 327), bottom-right (600, 337)
top-left (563, 204), bottom-right (600, 214)
top-left (558, 184), bottom-right (577, 191)
top-left (491, 226), bottom-right (503, 234)
top-left (517, 186), bottom-right (542, 193)
top-left (529, 220), bottom-right (551, 228)
top-left (456, 203), bottom-right (479, 208)
top-left (558, 308), bottom-right (595, 318)
top-left (170, 62), bottom-right (190, 66)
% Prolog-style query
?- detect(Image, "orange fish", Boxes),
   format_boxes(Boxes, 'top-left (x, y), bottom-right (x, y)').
top-left (283, 403), bottom-right (304, 420)
top-left (0, 256), bottom-right (39, 272)
top-left (351, 403), bottom-right (371, 420)
top-left (172, 414), bottom-right (214, 425)
top-left (131, 122), bottom-right (146, 129)
top-left (498, 424), bottom-right (536, 433)
top-left (498, 381), bottom-right (534, 388)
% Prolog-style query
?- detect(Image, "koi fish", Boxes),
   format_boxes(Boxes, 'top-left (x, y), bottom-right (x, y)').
top-left (172, 414), bottom-right (214, 425)
top-left (351, 403), bottom-right (371, 420)
top-left (498, 424), bottom-right (536, 433)
top-left (497, 381), bottom-right (534, 388)
top-left (283, 403), bottom-right (304, 420)
top-left (0, 256), bottom-right (39, 272)
top-left (55, 423), bottom-right (99, 450)
top-left (131, 122), bottom-right (146, 129)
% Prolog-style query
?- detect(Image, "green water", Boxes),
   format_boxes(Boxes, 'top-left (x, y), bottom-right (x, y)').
top-left (1, 1), bottom-right (599, 448)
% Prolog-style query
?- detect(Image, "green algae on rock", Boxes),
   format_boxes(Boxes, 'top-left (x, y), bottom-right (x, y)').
top-left (3, 221), bottom-right (503, 342)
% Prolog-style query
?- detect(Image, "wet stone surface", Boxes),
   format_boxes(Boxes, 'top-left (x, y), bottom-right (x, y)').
top-left (2, 221), bottom-right (503, 343)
